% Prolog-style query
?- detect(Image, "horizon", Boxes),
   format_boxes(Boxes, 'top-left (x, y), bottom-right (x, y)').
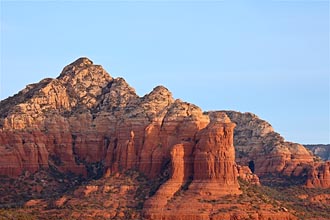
top-left (1, 1), bottom-right (329, 144)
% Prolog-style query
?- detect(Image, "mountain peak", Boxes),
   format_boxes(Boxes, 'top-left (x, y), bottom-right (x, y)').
top-left (143, 85), bottom-right (174, 105)
top-left (70, 57), bottom-right (93, 67)
top-left (59, 57), bottom-right (96, 78)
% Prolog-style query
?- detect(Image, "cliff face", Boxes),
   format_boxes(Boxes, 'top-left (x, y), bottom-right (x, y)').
top-left (190, 112), bottom-right (240, 195)
top-left (220, 111), bottom-right (330, 188)
top-left (1, 58), bottom-right (328, 189)
top-left (0, 58), bottom-right (238, 193)
top-left (306, 161), bottom-right (330, 188)
top-left (220, 111), bottom-right (314, 176)
top-left (3, 57), bottom-right (330, 219)
top-left (0, 58), bottom-right (114, 177)
top-left (144, 113), bottom-right (241, 218)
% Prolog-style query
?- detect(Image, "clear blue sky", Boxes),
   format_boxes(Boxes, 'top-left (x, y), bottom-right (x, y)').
top-left (1, 0), bottom-right (329, 144)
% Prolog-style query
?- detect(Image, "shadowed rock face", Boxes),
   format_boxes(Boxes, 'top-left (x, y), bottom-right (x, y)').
top-left (143, 144), bottom-right (186, 210)
top-left (305, 144), bottom-right (330, 161)
top-left (0, 57), bottom-right (329, 198)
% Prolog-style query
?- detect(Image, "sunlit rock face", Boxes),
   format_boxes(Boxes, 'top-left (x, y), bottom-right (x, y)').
top-left (0, 57), bottom-right (328, 195)
top-left (220, 111), bottom-right (330, 188)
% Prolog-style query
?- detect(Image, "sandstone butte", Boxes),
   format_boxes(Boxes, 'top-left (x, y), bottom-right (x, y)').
top-left (0, 57), bottom-right (329, 219)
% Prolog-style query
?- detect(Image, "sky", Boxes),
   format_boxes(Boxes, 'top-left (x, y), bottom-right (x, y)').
top-left (0, 0), bottom-right (329, 144)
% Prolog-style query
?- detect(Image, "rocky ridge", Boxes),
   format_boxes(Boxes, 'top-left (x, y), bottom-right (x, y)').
top-left (0, 57), bottom-right (329, 219)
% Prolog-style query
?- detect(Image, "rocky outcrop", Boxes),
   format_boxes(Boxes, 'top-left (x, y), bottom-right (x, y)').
top-left (143, 144), bottom-right (185, 210)
top-left (0, 131), bottom-right (49, 177)
top-left (237, 165), bottom-right (260, 185)
top-left (0, 58), bottom-right (229, 185)
top-left (0, 58), bottom-right (113, 177)
top-left (144, 113), bottom-right (242, 218)
top-left (0, 58), bottom-right (325, 184)
top-left (1, 57), bottom-right (319, 219)
top-left (189, 112), bottom-right (241, 196)
top-left (306, 161), bottom-right (330, 188)
top-left (220, 111), bottom-right (315, 177)
top-left (144, 114), bottom-right (294, 220)
top-left (1, 58), bottom-right (250, 218)
top-left (218, 111), bottom-right (330, 188)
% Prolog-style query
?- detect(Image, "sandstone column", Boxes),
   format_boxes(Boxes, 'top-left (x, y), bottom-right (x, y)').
top-left (190, 112), bottom-right (241, 196)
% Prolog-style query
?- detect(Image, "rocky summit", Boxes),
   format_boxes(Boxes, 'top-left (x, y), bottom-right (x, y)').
top-left (0, 58), bottom-right (329, 220)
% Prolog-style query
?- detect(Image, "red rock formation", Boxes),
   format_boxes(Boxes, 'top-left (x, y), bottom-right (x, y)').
top-left (306, 161), bottom-right (330, 188)
top-left (0, 131), bottom-right (48, 177)
top-left (0, 56), bottom-right (327, 192)
top-left (237, 165), bottom-right (260, 185)
top-left (190, 112), bottom-right (241, 196)
top-left (0, 57), bottom-right (308, 219)
top-left (143, 113), bottom-right (244, 219)
top-left (144, 144), bottom-right (185, 209)
top-left (0, 58), bottom-right (210, 181)
top-left (220, 111), bottom-right (330, 188)
top-left (220, 111), bottom-right (314, 174)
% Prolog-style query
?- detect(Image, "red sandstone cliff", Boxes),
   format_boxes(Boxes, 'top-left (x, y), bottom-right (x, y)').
top-left (0, 58), bottom-right (212, 183)
top-left (189, 112), bottom-right (241, 196)
top-left (0, 58), bottom-right (328, 188)
top-left (144, 112), bottom-right (241, 219)
top-left (2, 57), bottom-right (326, 219)
top-left (306, 161), bottom-right (330, 188)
